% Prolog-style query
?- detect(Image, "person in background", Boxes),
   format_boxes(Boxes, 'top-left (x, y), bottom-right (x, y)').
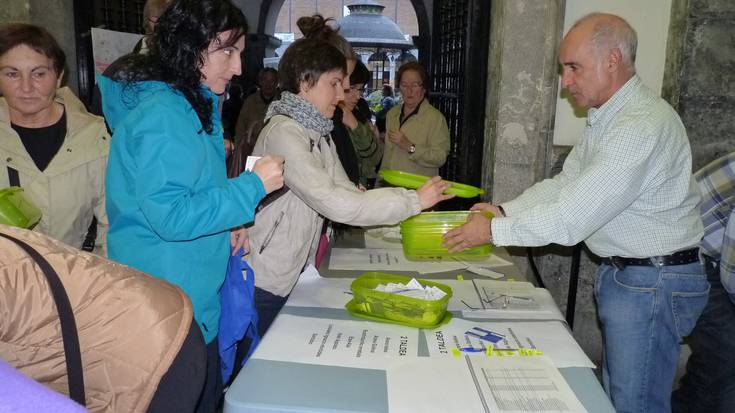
top-left (133, 0), bottom-right (174, 54)
top-left (672, 152), bottom-right (735, 413)
top-left (96, 0), bottom-right (284, 410)
top-left (374, 83), bottom-right (394, 134)
top-left (0, 23), bottom-right (109, 255)
top-left (379, 62), bottom-right (449, 179)
top-left (247, 37), bottom-right (453, 337)
top-left (234, 67), bottom-right (279, 158)
top-left (342, 59), bottom-right (382, 188)
top-left (444, 13), bottom-right (707, 413)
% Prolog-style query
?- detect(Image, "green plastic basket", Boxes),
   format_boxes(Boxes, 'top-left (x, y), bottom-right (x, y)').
top-left (346, 272), bottom-right (453, 328)
top-left (379, 170), bottom-right (485, 198)
top-left (0, 187), bottom-right (42, 229)
top-left (400, 211), bottom-right (493, 260)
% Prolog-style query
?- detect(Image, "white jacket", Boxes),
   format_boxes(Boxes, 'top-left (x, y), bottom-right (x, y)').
top-left (249, 115), bottom-right (421, 296)
top-left (0, 87), bottom-right (109, 254)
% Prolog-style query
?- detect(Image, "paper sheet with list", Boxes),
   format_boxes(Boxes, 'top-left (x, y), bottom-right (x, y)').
top-left (328, 247), bottom-right (513, 274)
top-left (425, 317), bottom-right (594, 368)
top-left (387, 356), bottom-right (588, 413)
top-left (252, 314), bottom-right (418, 370)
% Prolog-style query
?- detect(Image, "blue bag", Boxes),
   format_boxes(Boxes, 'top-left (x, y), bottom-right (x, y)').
top-left (218, 248), bottom-right (260, 383)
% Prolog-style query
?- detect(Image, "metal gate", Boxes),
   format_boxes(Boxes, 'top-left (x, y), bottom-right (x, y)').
top-left (429, 0), bottom-right (490, 208)
top-left (73, 0), bottom-right (146, 106)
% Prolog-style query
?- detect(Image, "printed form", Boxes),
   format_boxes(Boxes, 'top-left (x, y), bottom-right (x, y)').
top-left (388, 356), bottom-right (588, 413)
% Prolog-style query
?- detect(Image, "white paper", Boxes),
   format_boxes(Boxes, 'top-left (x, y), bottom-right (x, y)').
top-left (426, 318), bottom-right (594, 368)
top-left (458, 280), bottom-right (565, 321)
top-left (91, 28), bottom-right (143, 75)
top-left (284, 265), bottom-right (353, 308)
top-left (388, 356), bottom-right (588, 413)
top-left (329, 248), bottom-right (465, 273)
top-left (244, 156), bottom-right (261, 172)
top-left (252, 314), bottom-right (419, 369)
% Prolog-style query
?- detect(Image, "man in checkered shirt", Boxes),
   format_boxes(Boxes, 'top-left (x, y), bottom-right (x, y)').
top-left (672, 153), bottom-right (735, 413)
top-left (445, 13), bottom-right (708, 413)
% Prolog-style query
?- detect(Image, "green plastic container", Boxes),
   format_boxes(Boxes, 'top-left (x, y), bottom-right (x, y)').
top-left (400, 211), bottom-right (493, 260)
top-left (346, 272), bottom-right (453, 328)
top-left (0, 187), bottom-right (42, 229)
top-left (379, 170), bottom-right (485, 198)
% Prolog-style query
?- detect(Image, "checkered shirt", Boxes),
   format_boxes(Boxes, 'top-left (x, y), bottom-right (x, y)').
top-left (695, 152), bottom-right (735, 294)
top-left (492, 75), bottom-right (703, 258)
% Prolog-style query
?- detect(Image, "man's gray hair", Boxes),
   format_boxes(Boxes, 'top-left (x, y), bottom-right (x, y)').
top-left (574, 13), bottom-right (638, 70)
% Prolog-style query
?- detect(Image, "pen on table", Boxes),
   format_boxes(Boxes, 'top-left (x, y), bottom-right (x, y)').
top-left (259, 211), bottom-right (284, 254)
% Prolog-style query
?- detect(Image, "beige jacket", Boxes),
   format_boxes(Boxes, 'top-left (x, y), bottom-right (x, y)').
top-left (380, 99), bottom-right (450, 177)
top-left (0, 87), bottom-right (109, 254)
top-left (250, 115), bottom-right (421, 296)
top-left (0, 224), bottom-right (193, 412)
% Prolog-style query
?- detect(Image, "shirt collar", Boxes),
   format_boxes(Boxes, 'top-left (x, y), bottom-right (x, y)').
top-left (586, 74), bottom-right (641, 127)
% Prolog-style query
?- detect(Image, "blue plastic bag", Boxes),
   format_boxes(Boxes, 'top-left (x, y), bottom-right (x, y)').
top-left (218, 248), bottom-right (260, 383)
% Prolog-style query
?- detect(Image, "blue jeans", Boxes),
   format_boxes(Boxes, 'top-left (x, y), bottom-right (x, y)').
top-left (672, 257), bottom-right (735, 413)
top-left (595, 261), bottom-right (709, 413)
top-left (254, 286), bottom-right (289, 337)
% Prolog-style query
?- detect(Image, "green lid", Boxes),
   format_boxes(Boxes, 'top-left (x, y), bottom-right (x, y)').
top-left (379, 170), bottom-right (485, 198)
top-left (0, 187), bottom-right (42, 229)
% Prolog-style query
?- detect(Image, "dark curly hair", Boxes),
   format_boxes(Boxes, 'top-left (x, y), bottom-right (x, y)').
top-left (105, 0), bottom-right (247, 134)
top-left (278, 37), bottom-right (346, 94)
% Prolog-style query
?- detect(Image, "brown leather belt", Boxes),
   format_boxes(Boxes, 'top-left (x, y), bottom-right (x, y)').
top-left (600, 248), bottom-right (699, 270)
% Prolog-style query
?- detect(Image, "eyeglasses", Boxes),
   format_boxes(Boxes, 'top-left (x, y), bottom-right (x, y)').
top-left (399, 82), bottom-right (423, 90)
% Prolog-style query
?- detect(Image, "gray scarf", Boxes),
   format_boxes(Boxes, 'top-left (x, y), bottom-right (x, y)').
top-left (265, 91), bottom-right (333, 135)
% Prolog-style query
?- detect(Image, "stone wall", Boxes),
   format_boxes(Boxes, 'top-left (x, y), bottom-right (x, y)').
top-left (664, 0), bottom-right (735, 170)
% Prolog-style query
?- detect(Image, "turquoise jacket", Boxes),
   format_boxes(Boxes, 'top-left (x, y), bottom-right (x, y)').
top-left (98, 76), bottom-right (265, 343)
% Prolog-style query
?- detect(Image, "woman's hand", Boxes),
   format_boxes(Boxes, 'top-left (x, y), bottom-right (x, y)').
top-left (387, 129), bottom-right (412, 152)
top-left (253, 155), bottom-right (285, 194)
top-left (230, 226), bottom-right (249, 255)
top-left (416, 176), bottom-right (454, 209)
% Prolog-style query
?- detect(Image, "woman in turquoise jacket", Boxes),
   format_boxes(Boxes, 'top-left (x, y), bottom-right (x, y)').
top-left (97, 0), bottom-right (283, 410)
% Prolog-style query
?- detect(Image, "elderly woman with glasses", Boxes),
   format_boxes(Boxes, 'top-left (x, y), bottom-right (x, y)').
top-left (379, 62), bottom-right (449, 180)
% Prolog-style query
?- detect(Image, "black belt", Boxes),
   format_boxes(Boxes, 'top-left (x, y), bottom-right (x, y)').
top-left (600, 248), bottom-right (699, 270)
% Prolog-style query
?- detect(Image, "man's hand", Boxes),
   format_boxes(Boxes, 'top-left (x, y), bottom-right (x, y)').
top-left (443, 213), bottom-right (492, 252)
top-left (252, 155), bottom-right (285, 194)
top-left (470, 202), bottom-right (504, 217)
top-left (230, 226), bottom-right (249, 255)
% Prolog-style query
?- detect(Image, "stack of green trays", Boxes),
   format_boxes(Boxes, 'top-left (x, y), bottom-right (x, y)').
top-left (400, 211), bottom-right (493, 260)
top-left (345, 272), bottom-right (453, 328)
top-left (0, 187), bottom-right (42, 229)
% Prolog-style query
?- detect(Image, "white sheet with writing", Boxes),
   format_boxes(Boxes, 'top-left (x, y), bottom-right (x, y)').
top-left (387, 356), bottom-right (589, 413)
top-left (252, 314), bottom-right (419, 370)
top-left (426, 318), bottom-right (594, 368)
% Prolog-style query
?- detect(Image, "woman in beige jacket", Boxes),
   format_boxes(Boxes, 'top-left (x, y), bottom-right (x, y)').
top-left (248, 38), bottom-right (453, 335)
top-left (0, 24), bottom-right (108, 254)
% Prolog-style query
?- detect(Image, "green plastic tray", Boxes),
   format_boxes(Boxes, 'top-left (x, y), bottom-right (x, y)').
top-left (0, 187), bottom-right (42, 229)
top-left (346, 272), bottom-right (453, 328)
top-left (345, 299), bottom-right (452, 329)
top-left (379, 170), bottom-right (485, 198)
top-left (400, 211), bottom-right (493, 260)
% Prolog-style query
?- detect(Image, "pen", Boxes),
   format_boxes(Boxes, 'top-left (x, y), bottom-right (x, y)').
top-left (259, 211), bottom-right (284, 254)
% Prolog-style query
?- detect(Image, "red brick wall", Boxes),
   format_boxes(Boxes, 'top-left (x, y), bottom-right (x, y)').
top-left (274, 0), bottom-right (419, 37)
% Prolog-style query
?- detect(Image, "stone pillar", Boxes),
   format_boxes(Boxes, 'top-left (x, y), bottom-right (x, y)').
top-left (483, 0), bottom-right (565, 206)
